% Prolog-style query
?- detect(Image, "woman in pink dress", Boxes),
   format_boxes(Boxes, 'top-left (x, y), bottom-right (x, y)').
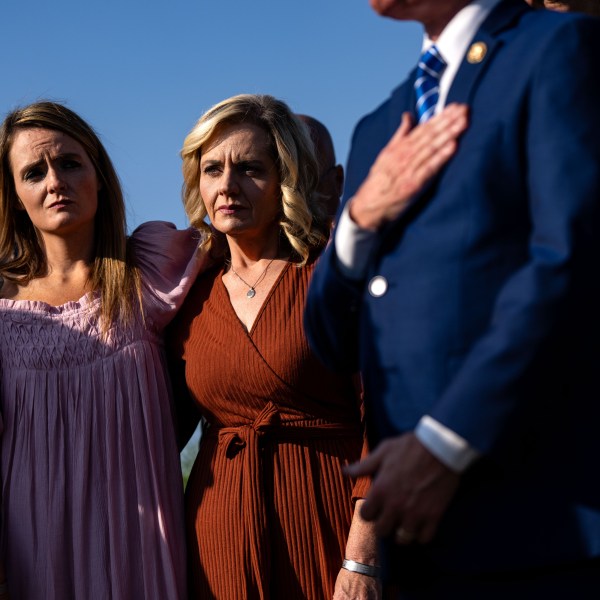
top-left (0, 101), bottom-right (205, 599)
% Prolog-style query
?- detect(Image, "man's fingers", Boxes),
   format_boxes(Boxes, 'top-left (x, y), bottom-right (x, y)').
top-left (394, 526), bottom-right (417, 545)
top-left (360, 480), bottom-right (403, 533)
top-left (372, 501), bottom-right (404, 536)
top-left (382, 104), bottom-right (468, 182)
top-left (404, 109), bottom-right (468, 187)
top-left (351, 103), bottom-right (469, 230)
top-left (387, 111), bottom-right (416, 147)
top-left (408, 106), bottom-right (468, 164)
top-left (411, 139), bottom-right (459, 186)
top-left (416, 518), bottom-right (440, 545)
top-left (344, 447), bottom-right (383, 478)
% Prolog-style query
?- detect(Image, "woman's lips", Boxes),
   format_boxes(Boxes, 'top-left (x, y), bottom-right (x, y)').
top-left (48, 199), bottom-right (73, 209)
top-left (217, 204), bottom-right (245, 215)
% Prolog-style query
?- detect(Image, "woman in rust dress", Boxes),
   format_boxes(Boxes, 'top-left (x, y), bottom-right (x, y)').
top-left (169, 94), bottom-right (380, 599)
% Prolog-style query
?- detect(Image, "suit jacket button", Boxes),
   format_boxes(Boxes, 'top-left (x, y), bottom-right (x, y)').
top-left (369, 276), bottom-right (388, 297)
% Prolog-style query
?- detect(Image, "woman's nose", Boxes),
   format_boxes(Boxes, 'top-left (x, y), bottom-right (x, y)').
top-left (46, 166), bottom-right (67, 193)
top-left (219, 167), bottom-right (239, 195)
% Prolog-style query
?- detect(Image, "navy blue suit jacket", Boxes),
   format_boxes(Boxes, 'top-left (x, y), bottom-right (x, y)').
top-left (305, 0), bottom-right (600, 574)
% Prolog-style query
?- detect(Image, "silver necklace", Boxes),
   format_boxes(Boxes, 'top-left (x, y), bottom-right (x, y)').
top-left (228, 258), bottom-right (276, 299)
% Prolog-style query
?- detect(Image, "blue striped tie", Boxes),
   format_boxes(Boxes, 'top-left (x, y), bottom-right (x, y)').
top-left (414, 45), bottom-right (446, 124)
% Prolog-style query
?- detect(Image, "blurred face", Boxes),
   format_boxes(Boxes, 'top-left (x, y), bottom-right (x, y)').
top-left (370, 0), bottom-right (412, 17)
top-left (317, 164), bottom-right (343, 220)
top-left (9, 128), bottom-right (99, 240)
top-left (310, 129), bottom-right (342, 218)
top-left (526, 0), bottom-right (569, 7)
top-left (369, 0), bottom-right (472, 37)
top-left (200, 122), bottom-right (281, 240)
top-left (525, 0), bottom-right (569, 9)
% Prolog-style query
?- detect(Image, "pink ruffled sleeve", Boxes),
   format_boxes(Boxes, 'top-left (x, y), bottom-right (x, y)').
top-left (130, 221), bottom-right (210, 332)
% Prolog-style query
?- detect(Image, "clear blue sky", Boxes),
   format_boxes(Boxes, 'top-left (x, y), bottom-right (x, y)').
top-left (1, 0), bottom-right (422, 230)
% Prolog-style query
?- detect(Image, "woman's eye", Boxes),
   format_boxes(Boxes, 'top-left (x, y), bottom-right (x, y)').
top-left (62, 159), bottom-right (80, 170)
top-left (202, 165), bottom-right (220, 176)
top-left (23, 168), bottom-right (43, 181)
top-left (240, 163), bottom-right (261, 176)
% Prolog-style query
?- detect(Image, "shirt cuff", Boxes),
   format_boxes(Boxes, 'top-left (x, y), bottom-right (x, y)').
top-left (334, 201), bottom-right (378, 281)
top-left (415, 415), bottom-right (480, 473)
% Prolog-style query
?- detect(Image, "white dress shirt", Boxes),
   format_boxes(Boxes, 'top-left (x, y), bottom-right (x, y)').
top-left (335, 0), bottom-right (501, 472)
top-left (430, 0), bottom-right (502, 113)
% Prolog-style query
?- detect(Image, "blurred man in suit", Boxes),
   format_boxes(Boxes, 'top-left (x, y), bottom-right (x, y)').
top-left (305, 1), bottom-right (600, 597)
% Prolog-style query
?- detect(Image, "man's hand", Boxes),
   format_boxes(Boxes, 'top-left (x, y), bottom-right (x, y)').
top-left (345, 433), bottom-right (460, 544)
top-left (349, 103), bottom-right (468, 231)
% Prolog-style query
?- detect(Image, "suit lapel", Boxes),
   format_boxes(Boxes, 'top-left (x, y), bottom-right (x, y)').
top-left (389, 67), bottom-right (419, 128)
top-left (446, 30), bottom-right (500, 107)
top-left (381, 0), bottom-right (529, 243)
top-left (447, 0), bottom-right (527, 106)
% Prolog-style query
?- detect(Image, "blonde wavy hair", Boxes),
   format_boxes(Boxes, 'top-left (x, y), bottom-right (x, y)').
top-left (0, 101), bottom-right (142, 331)
top-left (181, 94), bottom-right (329, 264)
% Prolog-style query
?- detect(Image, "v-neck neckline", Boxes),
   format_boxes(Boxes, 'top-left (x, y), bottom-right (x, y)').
top-left (219, 260), bottom-right (292, 336)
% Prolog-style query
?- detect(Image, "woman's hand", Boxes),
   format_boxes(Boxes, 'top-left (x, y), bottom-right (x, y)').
top-left (333, 568), bottom-right (381, 599)
top-left (334, 499), bottom-right (381, 599)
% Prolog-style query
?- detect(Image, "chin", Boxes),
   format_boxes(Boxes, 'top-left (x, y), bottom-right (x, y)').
top-left (370, 0), bottom-right (405, 17)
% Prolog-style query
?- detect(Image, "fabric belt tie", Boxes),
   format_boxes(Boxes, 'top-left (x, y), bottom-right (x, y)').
top-left (209, 402), bottom-right (359, 599)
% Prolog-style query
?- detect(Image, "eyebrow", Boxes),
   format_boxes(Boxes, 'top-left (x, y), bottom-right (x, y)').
top-left (18, 152), bottom-right (83, 176)
top-left (201, 157), bottom-right (267, 166)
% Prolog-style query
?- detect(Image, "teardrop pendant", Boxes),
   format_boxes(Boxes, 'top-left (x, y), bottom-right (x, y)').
top-left (246, 288), bottom-right (256, 299)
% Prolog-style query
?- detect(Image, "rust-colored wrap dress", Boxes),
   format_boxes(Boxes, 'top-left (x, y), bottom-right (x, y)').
top-left (169, 257), bottom-right (369, 599)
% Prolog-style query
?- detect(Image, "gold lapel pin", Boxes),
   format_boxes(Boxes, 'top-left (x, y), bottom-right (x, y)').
top-left (467, 41), bottom-right (487, 64)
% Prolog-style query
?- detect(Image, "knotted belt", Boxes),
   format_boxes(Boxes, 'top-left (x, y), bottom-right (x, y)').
top-left (206, 400), bottom-right (360, 600)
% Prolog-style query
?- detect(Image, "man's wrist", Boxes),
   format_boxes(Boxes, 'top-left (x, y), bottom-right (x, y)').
top-left (415, 415), bottom-right (480, 472)
top-left (348, 196), bottom-right (380, 232)
top-left (334, 202), bottom-right (378, 280)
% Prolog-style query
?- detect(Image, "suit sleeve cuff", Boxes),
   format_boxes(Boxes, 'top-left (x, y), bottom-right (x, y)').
top-left (415, 415), bottom-right (480, 473)
top-left (334, 201), bottom-right (378, 281)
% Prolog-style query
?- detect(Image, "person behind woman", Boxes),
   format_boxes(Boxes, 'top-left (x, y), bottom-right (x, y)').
top-left (526, 0), bottom-right (600, 15)
top-left (0, 101), bottom-right (206, 599)
top-left (169, 94), bottom-right (380, 599)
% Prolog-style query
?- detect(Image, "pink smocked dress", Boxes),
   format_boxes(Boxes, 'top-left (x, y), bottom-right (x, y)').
top-left (0, 221), bottom-right (205, 600)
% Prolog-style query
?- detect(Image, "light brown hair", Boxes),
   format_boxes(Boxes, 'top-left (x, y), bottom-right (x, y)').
top-left (0, 101), bottom-right (142, 330)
